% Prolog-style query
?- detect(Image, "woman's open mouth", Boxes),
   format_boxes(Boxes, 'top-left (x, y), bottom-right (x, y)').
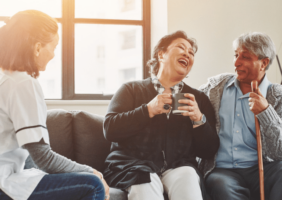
top-left (178, 58), bottom-right (188, 67)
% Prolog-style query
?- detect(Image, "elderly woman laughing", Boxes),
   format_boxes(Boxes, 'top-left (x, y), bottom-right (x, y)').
top-left (103, 30), bottom-right (219, 200)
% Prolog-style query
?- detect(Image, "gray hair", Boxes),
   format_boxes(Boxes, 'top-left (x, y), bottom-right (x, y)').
top-left (233, 32), bottom-right (276, 70)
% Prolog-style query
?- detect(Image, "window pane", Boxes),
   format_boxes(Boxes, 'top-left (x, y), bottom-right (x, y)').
top-left (75, 0), bottom-right (142, 20)
top-left (0, 0), bottom-right (62, 18)
top-left (38, 24), bottom-right (62, 99)
top-left (75, 24), bottom-right (143, 94)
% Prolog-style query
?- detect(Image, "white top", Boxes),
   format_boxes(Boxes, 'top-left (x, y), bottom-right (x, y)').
top-left (0, 70), bottom-right (49, 200)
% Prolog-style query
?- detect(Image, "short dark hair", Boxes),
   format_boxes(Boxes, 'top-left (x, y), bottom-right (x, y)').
top-left (147, 30), bottom-right (198, 76)
top-left (0, 10), bottom-right (58, 78)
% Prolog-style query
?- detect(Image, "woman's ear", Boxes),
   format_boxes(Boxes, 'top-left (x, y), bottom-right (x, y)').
top-left (34, 42), bottom-right (42, 57)
top-left (158, 51), bottom-right (164, 62)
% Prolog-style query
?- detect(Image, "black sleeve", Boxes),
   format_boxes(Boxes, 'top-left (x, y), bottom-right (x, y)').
top-left (192, 92), bottom-right (219, 159)
top-left (103, 83), bottom-right (151, 142)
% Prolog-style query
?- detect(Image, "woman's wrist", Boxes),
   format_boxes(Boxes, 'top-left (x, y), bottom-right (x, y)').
top-left (147, 103), bottom-right (155, 118)
top-left (93, 169), bottom-right (103, 180)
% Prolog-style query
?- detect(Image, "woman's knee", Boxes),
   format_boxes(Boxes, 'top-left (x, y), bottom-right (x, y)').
top-left (84, 173), bottom-right (104, 189)
top-left (164, 167), bottom-right (202, 200)
top-left (174, 167), bottom-right (199, 181)
top-left (77, 173), bottom-right (105, 198)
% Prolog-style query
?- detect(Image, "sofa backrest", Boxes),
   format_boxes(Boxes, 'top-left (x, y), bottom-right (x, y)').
top-left (47, 109), bottom-right (75, 160)
top-left (71, 110), bottom-right (111, 172)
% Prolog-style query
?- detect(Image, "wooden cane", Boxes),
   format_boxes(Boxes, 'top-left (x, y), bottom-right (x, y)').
top-left (251, 81), bottom-right (265, 200)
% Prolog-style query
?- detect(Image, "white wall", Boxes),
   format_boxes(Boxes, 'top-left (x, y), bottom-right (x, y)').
top-left (151, 0), bottom-right (168, 51)
top-left (167, 0), bottom-right (282, 88)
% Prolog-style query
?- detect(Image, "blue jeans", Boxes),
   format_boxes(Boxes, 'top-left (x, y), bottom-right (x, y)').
top-left (0, 172), bottom-right (105, 200)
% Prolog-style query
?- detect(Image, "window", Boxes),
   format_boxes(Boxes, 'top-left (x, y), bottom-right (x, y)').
top-left (121, 30), bottom-right (136, 50)
top-left (0, 0), bottom-right (151, 100)
top-left (120, 68), bottom-right (136, 83)
top-left (97, 46), bottom-right (105, 59)
top-left (122, 0), bottom-right (136, 12)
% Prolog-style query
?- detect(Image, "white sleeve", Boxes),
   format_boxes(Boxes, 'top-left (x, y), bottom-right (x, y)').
top-left (8, 79), bottom-right (50, 147)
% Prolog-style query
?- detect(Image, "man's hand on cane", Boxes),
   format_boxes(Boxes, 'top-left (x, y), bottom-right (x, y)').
top-left (249, 88), bottom-right (269, 115)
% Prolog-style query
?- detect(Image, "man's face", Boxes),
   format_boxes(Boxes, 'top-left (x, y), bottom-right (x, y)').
top-left (233, 47), bottom-right (266, 84)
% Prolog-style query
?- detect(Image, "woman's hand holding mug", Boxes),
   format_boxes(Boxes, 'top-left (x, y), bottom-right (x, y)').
top-left (147, 93), bottom-right (172, 118)
top-left (176, 93), bottom-right (202, 121)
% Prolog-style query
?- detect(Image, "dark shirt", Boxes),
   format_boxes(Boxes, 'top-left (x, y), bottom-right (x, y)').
top-left (103, 78), bottom-right (219, 190)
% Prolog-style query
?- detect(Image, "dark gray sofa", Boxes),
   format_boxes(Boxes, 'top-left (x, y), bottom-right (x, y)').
top-left (25, 109), bottom-right (172, 200)
top-left (25, 109), bottom-right (127, 200)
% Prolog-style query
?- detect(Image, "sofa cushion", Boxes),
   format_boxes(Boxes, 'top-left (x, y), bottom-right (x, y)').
top-left (47, 109), bottom-right (74, 161)
top-left (72, 111), bottom-right (111, 172)
top-left (109, 188), bottom-right (127, 200)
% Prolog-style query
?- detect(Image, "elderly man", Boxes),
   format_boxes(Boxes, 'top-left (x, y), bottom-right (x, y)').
top-left (199, 32), bottom-right (282, 200)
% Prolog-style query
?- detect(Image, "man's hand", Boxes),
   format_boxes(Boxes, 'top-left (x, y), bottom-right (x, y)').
top-left (249, 88), bottom-right (269, 115)
top-left (147, 93), bottom-right (172, 118)
top-left (93, 169), bottom-right (110, 200)
top-left (178, 93), bottom-right (203, 121)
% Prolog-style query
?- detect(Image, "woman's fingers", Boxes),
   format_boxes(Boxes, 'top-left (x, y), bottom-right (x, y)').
top-left (102, 179), bottom-right (110, 200)
top-left (163, 99), bottom-right (172, 104)
top-left (182, 110), bottom-right (195, 117)
top-left (178, 99), bottom-right (194, 106)
top-left (147, 93), bottom-right (172, 118)
top-left (178, 106), bottom-right (193, 111)
top-left (184, 93), bottom-right (196, 101)
top-left (93, 169), bottom-right (103, 179)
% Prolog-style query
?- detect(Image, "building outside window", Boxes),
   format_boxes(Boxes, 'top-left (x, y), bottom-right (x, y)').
top-left (121, 30), bottom-right (136, 50)
top-left (122, 0), bottom-right (135, 12)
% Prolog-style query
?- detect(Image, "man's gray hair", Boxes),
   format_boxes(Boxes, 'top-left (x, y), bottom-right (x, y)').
top-left (233, 32), bottom-right (276, 70)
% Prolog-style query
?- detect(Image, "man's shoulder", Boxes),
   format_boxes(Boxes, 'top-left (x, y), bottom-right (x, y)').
top-left (199, 73), bottom-right (235, 91)
top-left (206, 73), bottom-right (235, 86)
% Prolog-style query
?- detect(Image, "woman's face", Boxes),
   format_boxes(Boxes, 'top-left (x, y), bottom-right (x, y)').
top-left (34, 33), bottom-right (59, 71)
top-left (158, 38), bottom-right (195, 80)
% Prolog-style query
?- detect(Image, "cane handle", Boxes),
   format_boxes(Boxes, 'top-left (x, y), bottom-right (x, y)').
top-left (251, 81), bottom-right (258, 94)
